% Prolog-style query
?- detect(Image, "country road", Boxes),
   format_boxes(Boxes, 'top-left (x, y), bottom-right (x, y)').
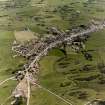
top-left (27, 21), bottom-right (105, 72)
top-left (11, 21), bottom-right (105, 105)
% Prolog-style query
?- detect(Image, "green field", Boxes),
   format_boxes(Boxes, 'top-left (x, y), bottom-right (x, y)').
top-left (0, 30), bottom-right (26, 104)
top-left (39, 30), bottom-right (105, 105)
top-left (0, 0), bottom-right (105, 105)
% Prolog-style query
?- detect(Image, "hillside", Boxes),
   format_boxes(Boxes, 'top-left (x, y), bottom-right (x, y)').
top-left (0, 0), bottom-right (105, 105)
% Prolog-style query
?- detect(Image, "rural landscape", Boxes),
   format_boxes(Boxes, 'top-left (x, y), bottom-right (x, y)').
top-left (0, 0), bottom-right (105, 105)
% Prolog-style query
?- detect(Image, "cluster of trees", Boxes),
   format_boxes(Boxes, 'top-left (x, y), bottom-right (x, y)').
top-left (12, 97), bottom-right (23, 105)
top-left (69, 90), bottom-right (88, 100)
top-left (87, 100), bottom-right (105, 105)
top-left (5, 0), bottom-right (31, 8)
top-left (55, 4), bottom-right (80, 21)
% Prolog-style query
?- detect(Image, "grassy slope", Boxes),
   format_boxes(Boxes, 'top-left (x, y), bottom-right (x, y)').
top-left (39, 30), bottom-right (105, 105)
top-left (0, 31), bottom-right (25, 104)
top-left (0, 0), bottom-right (105, 105)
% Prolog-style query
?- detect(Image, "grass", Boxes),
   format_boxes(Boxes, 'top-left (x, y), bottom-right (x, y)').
top-left (0, 0), bottom-right (105, 105)
top-left (1, 0), bottom-right (105, 31)
top-left (39, 29), bottom-right (105, 105)
top-left (0, 30), bottom-right (25, 104)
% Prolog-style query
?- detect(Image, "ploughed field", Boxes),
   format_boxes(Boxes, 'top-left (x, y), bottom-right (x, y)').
top-left (0, 0), bottom-right (105, 105)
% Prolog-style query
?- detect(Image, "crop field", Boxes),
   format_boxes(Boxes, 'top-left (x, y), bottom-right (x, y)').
top-left (0, 0), bottom-right (105, 105)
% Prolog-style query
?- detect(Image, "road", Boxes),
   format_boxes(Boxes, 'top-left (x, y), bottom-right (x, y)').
top-left (27, 22), bottom-right (105, 71)
top-left (12, 21), bottom-right (105, 105)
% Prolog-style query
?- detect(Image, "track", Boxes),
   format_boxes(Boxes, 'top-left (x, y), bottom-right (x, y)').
top-left (0, 76), bottom-right (15, 86)
top-left (26, 22), bottom-right (105, 72)
top-left (1, 21), bottom-right (105, 105)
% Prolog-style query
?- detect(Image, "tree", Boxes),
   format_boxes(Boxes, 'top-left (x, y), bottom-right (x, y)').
top-left (10, 0), bottom-right (31, 7)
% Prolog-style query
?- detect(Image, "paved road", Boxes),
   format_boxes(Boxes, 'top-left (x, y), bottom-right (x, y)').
top-left (12, 21), bottom-right (105, 105)
top-left (27, 22), bottom-right (105, 71)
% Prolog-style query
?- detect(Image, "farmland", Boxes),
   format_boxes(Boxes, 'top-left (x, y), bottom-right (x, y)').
top-left (0, 0), bottom-right (105, 105)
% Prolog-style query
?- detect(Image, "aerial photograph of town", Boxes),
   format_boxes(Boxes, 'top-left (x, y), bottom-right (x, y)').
top-left (1, 0), bottom-right (105, 105)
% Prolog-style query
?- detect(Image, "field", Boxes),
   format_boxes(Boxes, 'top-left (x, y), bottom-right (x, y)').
top-left (14, 31), bottom-right (36, 42)
top-left (0, 0), bottom-right (105, 105)
top-left (39, 30), bottom-right (105, 105)
top-left (0, 30), bottom-right (26, 104)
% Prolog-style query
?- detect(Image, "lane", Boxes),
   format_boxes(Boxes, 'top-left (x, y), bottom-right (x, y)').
top-left (27, 22), bottom-right (105, 71)
top-left (26, 72), bottom-right (31, 105)
top-left (31, 81), bottom-right (73, 105)
top-left (0, 76), bottom-right (15, 87)
top-left (11, 21), bottom-right (105, 105)
top-left (0, 95), bottom-right (12, 105)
